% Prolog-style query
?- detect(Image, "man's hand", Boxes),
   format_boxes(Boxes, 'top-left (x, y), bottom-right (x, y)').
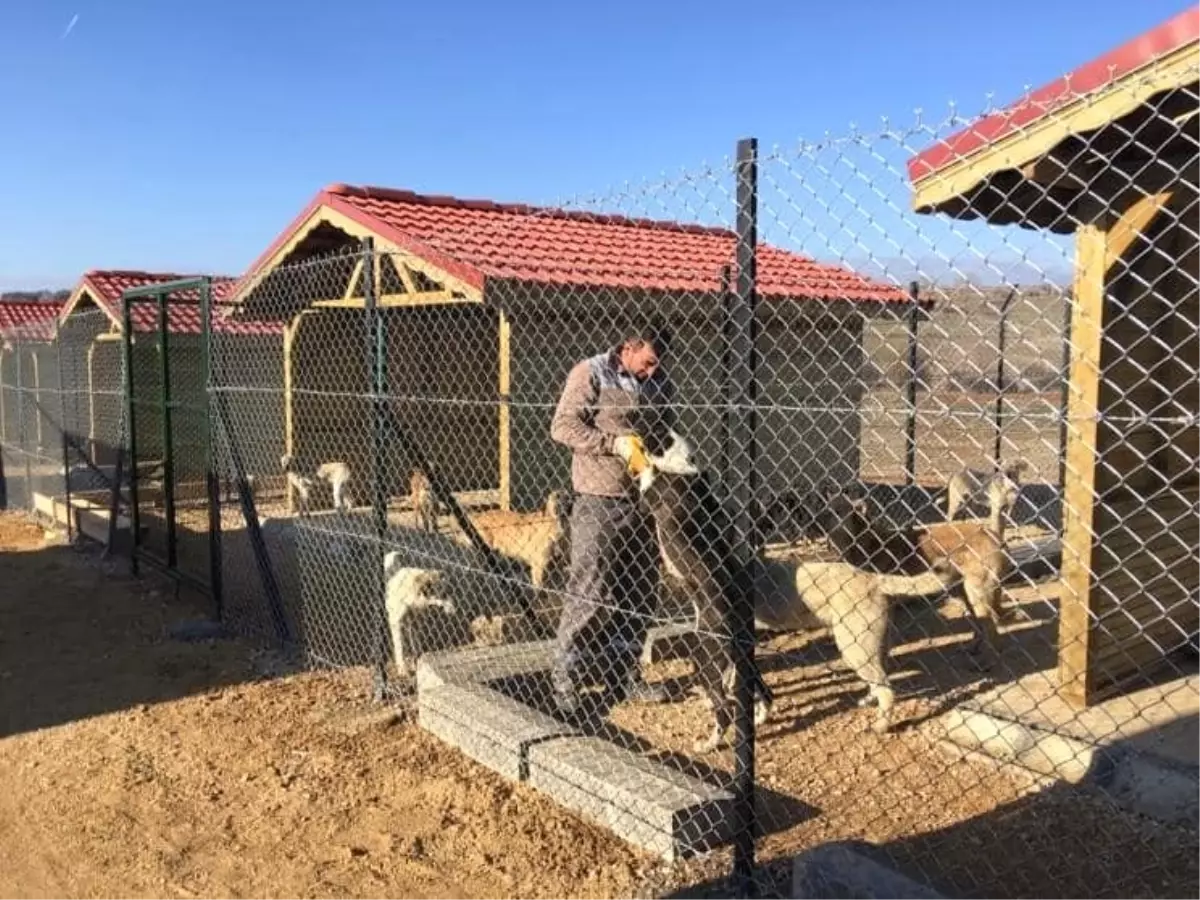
top-left (612, 434), bottom-right (649, 476)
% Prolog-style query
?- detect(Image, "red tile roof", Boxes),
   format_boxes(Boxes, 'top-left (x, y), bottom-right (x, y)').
top-left (0, 301), bottom-right (63, 343)
top-left (240, 184), bottom-right (908, 304)
top-left (70, 269), bottom-right (281, 336)
top-left (907, 6), bottom-right (1199, 183)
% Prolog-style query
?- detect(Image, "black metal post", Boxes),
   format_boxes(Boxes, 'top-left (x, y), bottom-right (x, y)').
top-left (363, 238), bottom-right (394, 698)
top-left (718, 265), bottom-right (735, 486)
top-left (158, 292), bottom-right (178, 570)
top-left (200, 279), bottom-right (224, 621)
top-left (993, 288), bottom-right (1016, 467)
top-left (15, 342), bottom-right (32, 511)
top-left (55, 321), bottom-right (73, 543)
top-left (121, 296), bottom-right (141, 576)
top-left (904, 281), bottom-right (921, 487)
top-left (727, 136), bottom-right (759, 897)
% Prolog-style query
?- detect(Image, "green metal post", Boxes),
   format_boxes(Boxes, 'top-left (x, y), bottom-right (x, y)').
top-left (55, 320), bottom-right (73, 543)
top-left (122, 295), bottom-right (141, 576)
top-left (363, 238), bottom-right (392, 699)
top-left (14, 340), bottom-right (31, 511)
top-left (158, 291), bottom-right (178, 570)
top-left (200, 279), bottom-right (224, 620)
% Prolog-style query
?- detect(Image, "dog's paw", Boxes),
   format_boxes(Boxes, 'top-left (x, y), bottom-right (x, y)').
top-left (870, 716), bottom-right (892, 735)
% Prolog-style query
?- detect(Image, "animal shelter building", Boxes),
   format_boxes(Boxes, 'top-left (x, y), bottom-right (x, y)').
top-left (908, 7), bottom-right (1199, 708)
top-left (221, 182), bottom-right (910, 514)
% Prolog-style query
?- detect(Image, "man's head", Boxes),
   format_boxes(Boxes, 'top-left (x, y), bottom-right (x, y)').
top-left (617, 330), bottom-right (667, 381)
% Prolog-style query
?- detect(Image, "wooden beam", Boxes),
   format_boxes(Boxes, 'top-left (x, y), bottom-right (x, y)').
top-left (342, 258), bottom-right (364, 302)
top-left (1057, 188), bottom-right (1174, 709)
top-left (282, 310), bottom-right (313, 514)
top-left (498, 311), bottom-right (512, 512)
top-left (1020, 153), bottom-right (1100, 191)
top-left (310, 291), bottom-right (473, 309)
top-left (912, 42), bottom-right (1200, 211)
top-left (397, 259), bottom-right (418, 294)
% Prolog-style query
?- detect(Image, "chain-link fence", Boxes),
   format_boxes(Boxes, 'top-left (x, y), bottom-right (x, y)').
top-left (1, 47), bottom-right (1196, 900)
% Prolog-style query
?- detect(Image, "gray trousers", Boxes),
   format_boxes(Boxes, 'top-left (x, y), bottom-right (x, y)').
top-left (553, 494), bottom-right (660, 689)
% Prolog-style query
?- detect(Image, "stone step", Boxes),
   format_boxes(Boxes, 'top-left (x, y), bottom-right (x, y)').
top-left (527, 735), bottom-right (734, 861)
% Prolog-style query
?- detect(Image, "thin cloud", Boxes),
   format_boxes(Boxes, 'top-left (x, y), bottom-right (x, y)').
top-left (61, 13), bottom-right (79, 40)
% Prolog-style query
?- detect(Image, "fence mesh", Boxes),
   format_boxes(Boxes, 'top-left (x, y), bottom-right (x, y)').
top-left (1, 51), bottom-right (1197, 900)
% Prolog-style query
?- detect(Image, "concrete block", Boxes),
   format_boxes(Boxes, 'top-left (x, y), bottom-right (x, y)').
top-left (418, 682), bottom-right (576, 780)
top-left (941, 708), bottom-right (1096, 783)
top-left (417, 639), bottom-right (556, 693)
top-left (527, 736), bottom-right (734, 860)
top-left (791, 841), bottom-right (943, 899)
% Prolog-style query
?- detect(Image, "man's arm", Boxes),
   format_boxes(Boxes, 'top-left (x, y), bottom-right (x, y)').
top-left (550, 361), bottom-right (613, 455)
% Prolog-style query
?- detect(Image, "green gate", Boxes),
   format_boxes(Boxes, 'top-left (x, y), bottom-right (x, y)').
top-left (120, 278), bottom-right (222, 611)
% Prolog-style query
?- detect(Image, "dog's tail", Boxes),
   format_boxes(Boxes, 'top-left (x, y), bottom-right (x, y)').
top-left (874, 570), bottom-right (951, 597)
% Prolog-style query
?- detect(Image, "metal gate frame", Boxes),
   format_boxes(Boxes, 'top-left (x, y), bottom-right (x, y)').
top-left (120, 278), bottom-right (222, 613)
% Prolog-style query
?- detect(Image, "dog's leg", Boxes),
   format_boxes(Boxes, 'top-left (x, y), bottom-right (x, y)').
top-left (830, 591), bottom-right (895, 733)
top-left (962, 575), bottom-right (1004, 670)
top-left (694, 683), bottom-right (732, 754)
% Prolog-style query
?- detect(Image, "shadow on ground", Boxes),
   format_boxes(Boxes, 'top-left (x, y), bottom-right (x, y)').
top-left (0, 518), bottom-right (294, 738)
top-left (653, 709), bottom-right (1200, 899)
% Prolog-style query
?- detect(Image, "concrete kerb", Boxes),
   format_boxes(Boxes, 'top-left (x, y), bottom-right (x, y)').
top-left (415, 632), bottom-right (739, 859)
top-left (790, 841), bottom-right (945, 899)
top-left (940, 707), bottom-right (1200, 828)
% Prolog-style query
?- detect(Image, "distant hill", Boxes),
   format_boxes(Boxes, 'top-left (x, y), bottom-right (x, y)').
top-left (863, 284), bottom-right (1070, 394)
top-left (0, 289), bottom-right (71, 304)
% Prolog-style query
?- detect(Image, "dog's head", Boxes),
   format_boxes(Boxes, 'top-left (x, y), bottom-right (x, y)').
top-left (636, 430), bottom-right (701, 494)
top-left (987, 471), bottom-right (1021, 518)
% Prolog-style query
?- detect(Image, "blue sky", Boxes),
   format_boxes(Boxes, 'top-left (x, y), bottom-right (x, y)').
top-left (0, 0), bottom-right (1192, 290)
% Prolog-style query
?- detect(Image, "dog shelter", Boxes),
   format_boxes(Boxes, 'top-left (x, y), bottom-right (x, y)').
top-left (908, 8), bottom-right (1199, 707)
top-left (52, 270), bottom-right (284, 556)
top-left (222, 183), bottom-right (910, 518)
top-left (0, 301), bottom-right (65, 508)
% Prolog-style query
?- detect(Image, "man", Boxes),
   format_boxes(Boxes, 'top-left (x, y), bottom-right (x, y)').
top-left (548, 330), bottom-right (675, 716)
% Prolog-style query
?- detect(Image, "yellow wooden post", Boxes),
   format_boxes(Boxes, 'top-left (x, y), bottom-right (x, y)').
top-left (1058, 190), bottom-right (1173, 708)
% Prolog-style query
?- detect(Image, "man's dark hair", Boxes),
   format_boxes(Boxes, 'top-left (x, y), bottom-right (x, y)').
top-left (623, 317), bottom-right (672, 356)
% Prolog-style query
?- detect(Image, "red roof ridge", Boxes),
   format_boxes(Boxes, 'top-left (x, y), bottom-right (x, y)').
top-left (908, 5), bottom-right (1200, 181)
top-left (322, 183), bottom-right (735, 239)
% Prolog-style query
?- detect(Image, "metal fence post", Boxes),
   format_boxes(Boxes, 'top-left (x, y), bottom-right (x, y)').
top-left (363, 238), bottom-right (392, 699)
top-left (904, 281), bottom-right (921, 487)
top-left (157, 291), bottom-right (178, 570)
top-left (993, 287), bottom-right (1016, 466)
top-left (14, 340), bottom-right (32, 511)
top-left (728, 136), bottom-right (759, 897)
top-left (200, 279), bottom-right (224, 621)
top-left (122, 296), bottom-right (141, 576)
top-left (55, 320), bottom-right (73, 542)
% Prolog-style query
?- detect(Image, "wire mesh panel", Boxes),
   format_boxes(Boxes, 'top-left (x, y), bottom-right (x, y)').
top-left (0, 36), bottom-right (1188, 900)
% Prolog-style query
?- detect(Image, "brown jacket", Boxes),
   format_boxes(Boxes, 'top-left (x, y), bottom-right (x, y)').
top-left (550, 348), bottom-right (676, 499)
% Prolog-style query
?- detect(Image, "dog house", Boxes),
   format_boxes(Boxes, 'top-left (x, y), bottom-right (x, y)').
top-left (0, 301), bottom-right (65, 507)
top-left (223, 183), bottom-right (909, 516)
top-left (908, 8), bottom-right (1199, 707)
top-left (57, 270), bottom-right (285, 479)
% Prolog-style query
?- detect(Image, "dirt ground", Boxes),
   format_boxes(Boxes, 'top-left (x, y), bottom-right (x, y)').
top-left (1, 511), bottom-right (1196, 900)
top-left (0, 513), bottom-right (650, 900)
